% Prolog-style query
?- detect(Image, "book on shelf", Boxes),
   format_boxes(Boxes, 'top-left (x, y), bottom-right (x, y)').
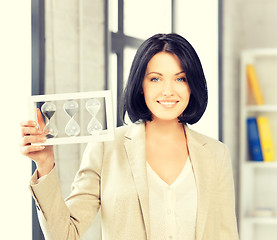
top-left (257, 116), bottom-right (275, 162)
top-left (247, 116), bottom-right (275, 161)
top-left (247, 117), bottom-right (263, 161)
top-left (246, 64), bottom-right (264, 105)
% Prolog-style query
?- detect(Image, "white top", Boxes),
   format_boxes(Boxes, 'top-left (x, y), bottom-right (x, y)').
top-left (146, 157), bottom-right (197, 240)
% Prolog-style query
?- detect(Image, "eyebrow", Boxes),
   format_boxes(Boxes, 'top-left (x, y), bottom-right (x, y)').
top-left (146, 71), bottom-right (186, 76)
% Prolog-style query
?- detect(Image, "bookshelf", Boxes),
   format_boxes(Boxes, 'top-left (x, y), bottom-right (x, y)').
top-left (239, 49), bottom-right (277, 240)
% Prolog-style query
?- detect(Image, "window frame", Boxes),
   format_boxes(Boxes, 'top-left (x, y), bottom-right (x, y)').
top-left (105, 0), bottom-right (174, 126)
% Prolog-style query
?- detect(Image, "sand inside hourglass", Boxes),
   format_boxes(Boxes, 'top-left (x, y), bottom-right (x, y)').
top-left (41, 102), bottom-right (58, 138)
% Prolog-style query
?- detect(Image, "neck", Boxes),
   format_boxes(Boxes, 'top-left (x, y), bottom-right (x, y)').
top-left (145, 118), bottom-right (186, 140)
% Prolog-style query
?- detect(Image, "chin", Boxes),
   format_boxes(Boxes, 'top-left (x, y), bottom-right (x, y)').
top-left (152, 115), bottom-right (181, 122)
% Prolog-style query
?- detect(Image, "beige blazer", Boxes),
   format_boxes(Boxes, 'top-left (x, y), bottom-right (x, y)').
top-left (30, 123), bottom-right (239, 240)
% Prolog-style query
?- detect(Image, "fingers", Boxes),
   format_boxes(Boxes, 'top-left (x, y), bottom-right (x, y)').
top-left (20, 120), bottom-right (37, 128)
top-left (20, 112), bottom-right (49, 158)
top-left (20, 135), bottom-right (47, 157)
top-left (37, 108), bottom-right (46, 130)
top-left (21, 145), bottom-right (45, 155)
top-left (21, 119), bottom-right (42, 137)
top-left (20, 109), bottom-right (45, 137)
top-left (21, 126), bottom-right (42, 137)
top-left (20, 118), bottom-right (47, 145)
top-left (21, 135), bottom-right (47, 146)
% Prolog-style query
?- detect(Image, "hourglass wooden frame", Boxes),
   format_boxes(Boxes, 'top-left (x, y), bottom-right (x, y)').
top-left (30, 90), bottom-right (114, 145)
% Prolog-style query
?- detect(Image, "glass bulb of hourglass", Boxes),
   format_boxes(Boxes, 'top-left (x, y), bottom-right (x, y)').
top-left (86, 99), bottom-right (101, 117)
top-left (41, 102), bottom-right (58, 138)
top-left (44, 123), bottom-right (58, 139)
top-left (63, 100), bottom-right (80, 137)
top-left (64, 100), bottom-right (78, 117)
top-left (65, 118), bottom-right (80, 136)
top-left (87, 118), bottom-right (102, 135)
top-left (86, 99), bottom-right (102, 135)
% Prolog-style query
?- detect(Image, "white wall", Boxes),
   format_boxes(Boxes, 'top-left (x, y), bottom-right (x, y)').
top-left (0, 1), bottom-right (32, 239)
top-left (44, 1), bottom-right (104, 239)
top-left (174, 0), bottom-right (219, 140)
top-left (222, 0), bottom-right (277, 230)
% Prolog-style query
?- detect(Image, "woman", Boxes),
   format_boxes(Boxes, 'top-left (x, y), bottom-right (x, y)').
top-left (21, 33), bottom-right (239, 240)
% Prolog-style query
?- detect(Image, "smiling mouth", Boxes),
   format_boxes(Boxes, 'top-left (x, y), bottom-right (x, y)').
top-left (157, 101), bottom-right (178, 107)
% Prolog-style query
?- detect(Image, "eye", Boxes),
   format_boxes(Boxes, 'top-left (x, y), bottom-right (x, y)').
top-left (176, 77), bottom-right (186, 82)
top-left (151, 77), bottom-right (160, 82)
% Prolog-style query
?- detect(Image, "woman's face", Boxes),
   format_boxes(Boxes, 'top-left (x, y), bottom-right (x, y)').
top-left (142, 51), bottom-right (191, 122)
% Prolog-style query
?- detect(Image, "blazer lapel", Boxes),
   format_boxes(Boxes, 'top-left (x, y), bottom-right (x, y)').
top-left (185, 125), bottom-right (212, 240)
top-left (123, 123), bottom-right (211, 240)
top-left (124, 123), bottom-right (150, 239)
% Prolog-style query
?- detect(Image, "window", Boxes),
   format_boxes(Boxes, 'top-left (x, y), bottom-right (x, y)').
top-left (107, 0), bottom-right (173, 126)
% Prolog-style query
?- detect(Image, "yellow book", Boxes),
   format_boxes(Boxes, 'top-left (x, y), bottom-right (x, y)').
top-left (257, 116), bottom-right (275, 161)
top-left (246, 64), bottom-right (264, 105)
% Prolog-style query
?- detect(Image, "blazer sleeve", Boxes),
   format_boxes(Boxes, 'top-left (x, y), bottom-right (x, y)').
top-left (29, 141), bottom-right (103, 240)
top-left (217, 145), bottom-right (240, 240)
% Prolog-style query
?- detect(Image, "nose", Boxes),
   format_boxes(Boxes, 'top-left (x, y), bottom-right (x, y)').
top-left (161, 80), bottom-right (174, 97)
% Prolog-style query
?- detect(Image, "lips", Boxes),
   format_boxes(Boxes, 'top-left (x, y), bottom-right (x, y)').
top-left (157, 100), bottom-right (179, 108)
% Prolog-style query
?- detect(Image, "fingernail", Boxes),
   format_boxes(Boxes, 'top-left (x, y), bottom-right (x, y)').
top-left (38, 146), bottom-right (45, 150)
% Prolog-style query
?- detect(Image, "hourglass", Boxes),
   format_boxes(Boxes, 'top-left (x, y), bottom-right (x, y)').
top-left (86, 99), bottom-right (102, 135)
top-left (41, 102), bottom-right (58, 138)
top-left (63, 100), bottom-right (80, 137)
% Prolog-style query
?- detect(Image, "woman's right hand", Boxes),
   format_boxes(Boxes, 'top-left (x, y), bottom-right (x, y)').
top-left (20, 108), bottom-right (55, 178)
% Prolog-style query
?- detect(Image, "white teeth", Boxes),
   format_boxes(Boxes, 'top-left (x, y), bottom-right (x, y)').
top-left (159, 101), bottom-right (176, 105)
